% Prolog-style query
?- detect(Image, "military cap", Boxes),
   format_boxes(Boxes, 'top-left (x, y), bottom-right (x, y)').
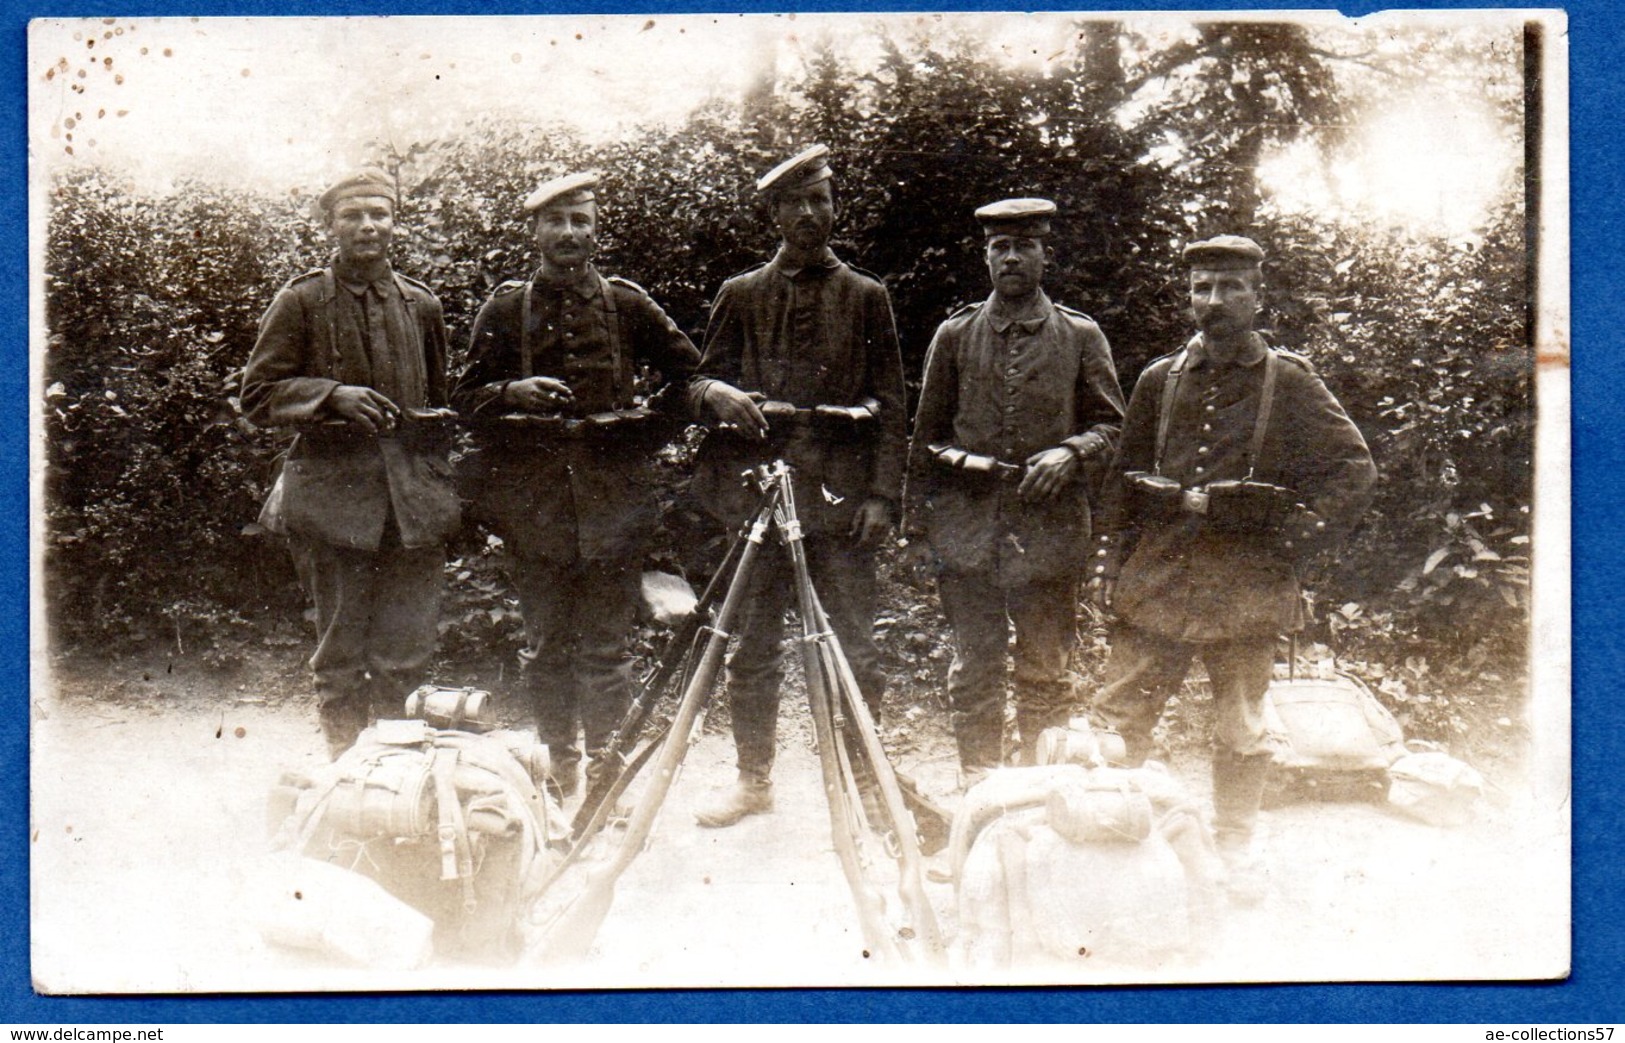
top-left (1182, 234), bottom-right (1266, 270)
top-left (318, 169), bottom-right (397, 213)
top-left (756, 144), bottom-right (833, 195)
top-left (975, 197), bottom-right (1057, 237)
top-left (523, 171), bottom-right (599, 215)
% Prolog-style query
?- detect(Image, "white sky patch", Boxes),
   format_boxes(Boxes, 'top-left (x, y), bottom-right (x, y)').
top-left (28, 14), bottom-right (1100, 194)
top-left (31, 10), bottom-right (1527, 241)
top-left (1260, 91), bottom-right (1517, 238)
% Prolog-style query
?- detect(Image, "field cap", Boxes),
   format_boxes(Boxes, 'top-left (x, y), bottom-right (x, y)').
top-left (524, 171), bottom-right (599, 215)
top-left (975, 197), bottom-right (1057, 237)
top-left (1182, 235), bottom-right (1266, 269)
top-left (756, 144), bottom-right (832, 195)
top-left (318, 169), bottom-right (397, 213)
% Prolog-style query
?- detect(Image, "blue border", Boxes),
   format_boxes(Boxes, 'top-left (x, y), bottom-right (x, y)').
top-left (7, 0), bottom-right (1617, 1025)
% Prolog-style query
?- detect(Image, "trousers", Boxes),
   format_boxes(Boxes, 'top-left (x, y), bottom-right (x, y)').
top-left (289, 533), bottom-right (443, 710)
top-left (1090, 624), bottom-right (1278, 763)
top-left (725, 533), bottom-right (883, 781)
top-left (511, 556), bottom-right (639, 769)
top-left (938, 570), bottom-right (1079, 770)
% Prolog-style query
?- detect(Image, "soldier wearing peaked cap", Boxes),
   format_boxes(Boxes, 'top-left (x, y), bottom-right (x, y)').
top-left (1087, 234), bottom-right (1376, 904)
top-left (453, 171), bottom-right (699, 800)
top-left (242, 169), bottom-right (461, 758)
top-left (686, 144), bottom-right (909, 828)
top-left (905, 198), bottom-right (1125, 785)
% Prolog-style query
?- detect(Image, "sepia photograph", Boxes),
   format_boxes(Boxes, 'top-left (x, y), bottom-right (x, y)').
top-left (28, 9), bottom-right (1568, 994)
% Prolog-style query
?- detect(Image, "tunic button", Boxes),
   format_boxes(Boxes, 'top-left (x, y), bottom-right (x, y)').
top-left (1201, 424), bottom-right (1212, 433)
top-left (1194, 465), bottom-right (1206, 475)
top-left (1205, 404), bottom-right (1216, 413)
top-left (1005, 404), bottom-right (1015, 414)
top-left (1197, 446), bottom-right (1209, 455)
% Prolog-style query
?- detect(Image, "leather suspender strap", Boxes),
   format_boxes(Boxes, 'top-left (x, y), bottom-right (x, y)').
top-left (522, 272), bottom-right (628, 406)
top-left (1244, 345), bottom-right (1279, 481)
top-left (1152, 347), bottom-right (1190, 476)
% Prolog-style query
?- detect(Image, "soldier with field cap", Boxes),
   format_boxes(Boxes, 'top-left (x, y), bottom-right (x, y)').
top-left (1088, 234), bottom-right (1377, 904)
top-left (453, 171), bottom-right (699, 800)
top-left (905, 197), bottom-right (1125, 786)
top-left (687, 144), bottom-right (909, 827)
top-left (242, 169), bottom-right (461, 758)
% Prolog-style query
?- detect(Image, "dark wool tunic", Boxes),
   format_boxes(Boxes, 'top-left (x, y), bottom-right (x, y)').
top-left (452, 265), bottom-right (699, 562)
top-left (242, 263), bottom-right (459, 551)
top-left (688, 248), bottom-right (908, 535)
top-left (1098, 333), bottom-right (1377, 641)
top-left (908, 291), bottom-right (1125, 587)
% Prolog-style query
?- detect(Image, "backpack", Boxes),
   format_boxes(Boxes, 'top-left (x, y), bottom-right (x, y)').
top-left (266, 719), bottom-right (566, 965)
top-left (1262, 668), bottom-right (1408, 805)
top-left (949, 756), bottom-right (1223, 973)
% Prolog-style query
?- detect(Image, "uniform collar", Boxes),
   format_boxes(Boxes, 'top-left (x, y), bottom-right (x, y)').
top-left (771, 245), bottom-right (841, 279)
top-left (1189, 331), bottom-right (1269, 368)
top-left (986, 289), bottom-right (1053, 335)
top-left (535, 263), bottom-right (601, 299)
top-left (332, 259), bottom-right (395, 297)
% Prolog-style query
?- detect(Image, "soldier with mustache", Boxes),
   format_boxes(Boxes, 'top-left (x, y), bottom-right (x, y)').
top-left (1088, 235), bottom-right (1377, 904)
top-left (454, 172), bottom-right (700, 800)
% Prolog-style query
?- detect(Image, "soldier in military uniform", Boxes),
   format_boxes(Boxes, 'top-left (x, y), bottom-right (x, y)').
top-left (453, 172), bottom-right (699, 799)
top-left (242, 169), bottom-right (461, 758)
top-left (1088, 235), bottom-right (1377, 903)
top-left (687, 145), bottom-right (909, 827)
top-left (906, 198), bottom-right (1125, 784)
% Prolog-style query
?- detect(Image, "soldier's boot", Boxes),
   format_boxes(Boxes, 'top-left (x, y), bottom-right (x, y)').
top-left (1014, 705), bottom-right (1075, 767)
top-left (696, 700), bottom-right (777, 828)
top-left (1212, 749), bottom-right (1274, 907)
top-left (366, 671), bottom-right (416, 724)
top-left (953, 716), bottom-right (1004, 792)
top-left (694, 773), bottom-right (775, 828)
top-left (546, 744), bottom-right (583, 804)
top-left (584, 747), bottom-right (631, 822)
top-left (317, 691), bottom-right (369, 761)
top-left (694, 739), bottom-right (774, 829)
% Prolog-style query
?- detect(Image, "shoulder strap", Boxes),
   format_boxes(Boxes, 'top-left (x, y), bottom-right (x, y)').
top-left (1152, 348), bottom-right (1190, 476)
top-left (1244, 346), bottom-right (1280, 481)
top-left (390, 272), bottom-right (419, 311)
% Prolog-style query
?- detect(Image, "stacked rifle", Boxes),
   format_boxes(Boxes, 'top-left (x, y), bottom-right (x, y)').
top-left (528, 460), bottom-right (944, 966)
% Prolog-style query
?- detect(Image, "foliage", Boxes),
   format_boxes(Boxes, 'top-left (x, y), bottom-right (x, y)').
top-left (43, 169), bottom-right (303, 654)
top-left (41, 21), bottom-right (1534, 713)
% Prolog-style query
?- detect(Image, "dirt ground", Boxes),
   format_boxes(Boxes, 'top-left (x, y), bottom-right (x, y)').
top-left (30, 649), bottom-right (1568, 993)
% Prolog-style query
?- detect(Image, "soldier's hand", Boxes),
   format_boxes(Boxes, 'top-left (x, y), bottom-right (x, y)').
top-left (1018, 446), bottom-right (1079, 502)
top-left (504, 376), bottom-right (575, 413)
top-left (704, 382), bottom-right (769, 440)
top-left (1086, 575), bottom-right (1117, 614)
top-left (328, 385), bottom-right (400, 434)
top-left (850, 497), bottom-right (893, 548)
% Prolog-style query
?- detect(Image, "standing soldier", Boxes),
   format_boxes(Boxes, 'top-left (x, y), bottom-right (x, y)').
top-left (1089, 235), bottom-right (1377, 903)
top-left (242, 169), bottom-right (461, 758)
top-left (453, 172), bottom-right (699, 800)
top-left (688, 144), bottom-right (908, 827)
top-left (906, 198), bottom-right (1125, 785)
